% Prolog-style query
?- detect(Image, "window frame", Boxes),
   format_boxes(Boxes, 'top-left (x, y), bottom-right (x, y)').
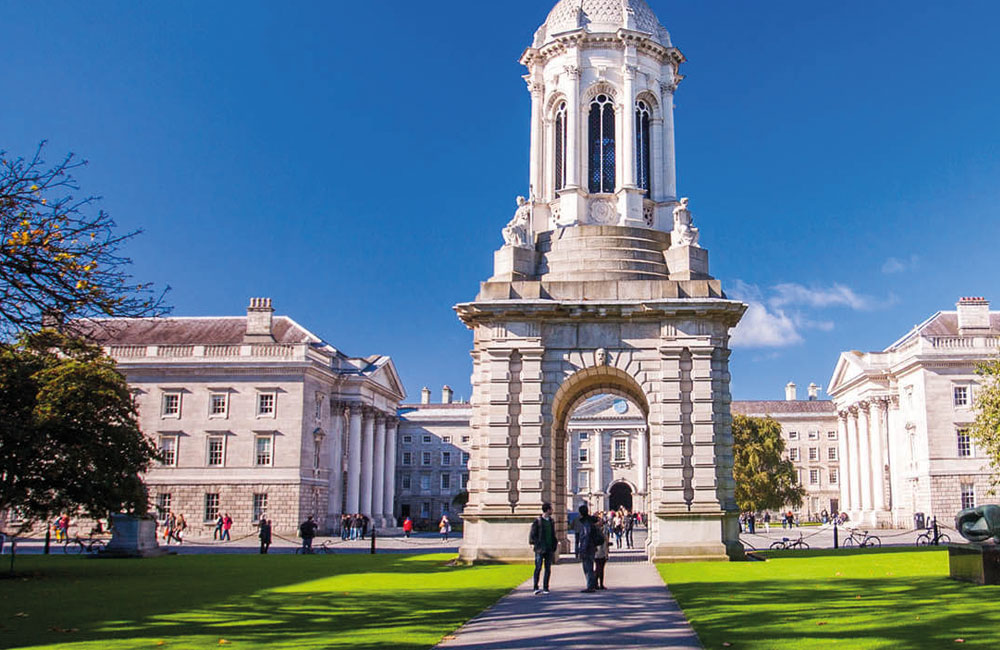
top-left (789, 447), bottom-right (800, 462)
top-left (554, 101), bottom-right (568, 191)
top-left (578, 447), bottom-right (589, 463)
top-left (954, 385), bottom-right (969, 408)
top-left (204, 493), bottom-right (220, 522)
top-left (155, 493), bottom-right (172, 523)
top-left (159, 434), bottom-right (179, 467)
top-left (206, 434), bottom-right (227, 467)
top-left (254, 433), bottom-right (274, 467)
top-left (961, 483), bottom-right (976, 510)
top-left (788, 431), bottom-right (800, 441)
top-left (828, 447), bottom-right (838, 461)
top-left (421, 451), bottom-right (432, 467)
top-left (422, 435), bottom-right (432, 444)
top-left (461, 452), bottom-right (470, 466)
top-left (161, 391), bottom-right (182, 419)
top-left (613, 437), bottom-right (629, 463)
top-left (441, 451), bottom-right (451, 466)
top-left (588, 94), bottom-right (616, 194)
top-left (808, 447), bottom-right (819, 462)
top-left (252, 493), bottom-right (268, 523)
top-left (256, 391), bottom-right (277, 418)
top-left (809, 468), bottom-right (820, 485)
top-left (401, 474), bottom-right (411, 490)
top-left (635, 99), bottom-right (652, 194)
top-left (957, 428), bottom-right (973, 458)
top-left (402, 435), bottom-right (413, 444)
top-left (401, 451), bottom-right (413, 467)
top-left (419, 474), bottom-right (431, 491)
top-left (440, 473), bottom-right (451, 490)
top-left (829, 467), bottom-right (839, 485)
top-left (208, 392), bottom-right (229, 419)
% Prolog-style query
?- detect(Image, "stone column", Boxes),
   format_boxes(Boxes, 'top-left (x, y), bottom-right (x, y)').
top-left (658, 348), bottom-right (686, 508)
top-left (565, 65), bottom-right (581, 189)
top-left (650, 116), bottom-right (665, 203)
top-left (659, 80), bottom-right (677, 201)
top-left (526, 76), bottom-right (544, 199)
top-left (327, 401), bottom-right (345, 527)
top-left (345, 404), bottom-right (362, 515)
top-left (372, 413), bottom-right (387, 527)
top-left (837, 412), bottom-right (852, 513)
top-left (871, 399), bottom-right (887, 515)
top-left (592, 429), bottom-right (603, 509)
top-left (690, 346), bottom-right (719, 509)
top-left (621, 64), bottom-right (637, 189)
top-left (360, 407), bottom-right (375, 517)
top-left (857, 403), bottom-right (873, 515)
top-left (383, 417), bottom-right (398, 526)
top-left (637, 426), bottom-right (649, 509)
top-left (847, 408), bottom-right (863, 516)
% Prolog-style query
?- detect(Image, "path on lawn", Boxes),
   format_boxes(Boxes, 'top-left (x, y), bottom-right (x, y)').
top-left (437, 545), bottom-right (701, 649)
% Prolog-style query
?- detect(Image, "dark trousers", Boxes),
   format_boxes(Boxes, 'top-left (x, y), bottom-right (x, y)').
top-left (259, 541), bottom-right (270, 554)
top-left (580, 552), bottom-right (596, 590)
top-left (625, 528), bottom-right (633, 548)
top-left (533, 550), bottom-right (554, 590)
top-left (595, 557), bottom-right (607, 587)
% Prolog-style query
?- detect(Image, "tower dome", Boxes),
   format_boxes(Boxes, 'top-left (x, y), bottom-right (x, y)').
top-left (534, 0), bottom-right (672, 48)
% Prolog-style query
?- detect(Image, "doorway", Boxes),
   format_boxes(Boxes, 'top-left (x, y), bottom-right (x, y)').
top-left (609, 482), bottom-right (633, 512)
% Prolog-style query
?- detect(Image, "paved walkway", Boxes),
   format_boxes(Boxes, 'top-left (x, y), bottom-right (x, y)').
top-left (437, 553), bottom-right (702, 649)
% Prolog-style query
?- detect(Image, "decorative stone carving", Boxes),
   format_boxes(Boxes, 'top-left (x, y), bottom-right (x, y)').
top-left (589, 198), bottom-right (618, 225)
top-left (642, 202), bottom-right (654, 228)
top-left (595, 347), bottom-right (608, 366)
top-left (670, 197), bottom-right (699, 248)
top-left (502, 196), bottom-right (533, 249)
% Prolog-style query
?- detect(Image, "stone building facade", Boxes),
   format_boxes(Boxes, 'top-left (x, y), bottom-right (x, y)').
top-left (88, 298), bottom-right (404, 536)
top-left (828, 297), bottom-right (999, 528)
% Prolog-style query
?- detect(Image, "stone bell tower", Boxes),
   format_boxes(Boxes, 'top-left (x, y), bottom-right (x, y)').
top-left (456, 0), bottom-right (747, 563)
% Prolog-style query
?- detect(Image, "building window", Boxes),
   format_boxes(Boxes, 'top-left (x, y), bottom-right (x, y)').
top-left (808, 447), bottom-right (819, 462)
top-left (788, 431), bottom-right (799, 441)
top-left (578, 470), bottom-right (590, 491)
top-left (462, 452), bottom-right (470, 466)
top-left (420, 474), bottom-right (430, 491)
top-left (808, 431), bottom-right (820, 440)
top-left (313, 438), bottom-right (322, 469)
top-left (441, 474), bottom-right (451, 490)
top-left (579, 447), bottom-right (589, 463)
top-left (961, 483), bottom-right (976, 510)
top-left (252, 493), bottom-right (268, 522)
top-left (954, 386), bottom-right (969, 407)
top-left (421, 451), bottom-right (432, 466)
top-left (613, 438), bottom-right (628, 463)
top-left (207, 435), bottom-right (226, 466)
top-left (442, 435), bottom-right (451, 443)
top-left (827, 431), bottom-right (838, 440)
top-left (809, 469), bottom-right (820, 485)
top-left (579, 431), bottom-right (589, 441)
top-left (461, 473), bottom-right (469, 489)
top-left (401, 474), bottom-right (411, 490)
top-left (402, 451), bottom-right (413, 466)
top-left (161, 392), bottom-right (181, 418)
top-left (958, 429), bottom-right (973, 457)
top-left (461, 435), bottom-right (470, 443)
top-left (441, 451), bottom-right (451, 466)
top-left (635, 100), bottom-right (652, 194)
top-left (554, 101), bottom-right (567, 191)
top-left (159, 435), bottom-right (178, 466)
top-left (588, 94), bottom-right (616, 193)
top-left (420, 502), bottom-right (430, 518)
top-left (254, 435), bottom-right (273, 466)
top-left (155, 493), bottom-right (171, 523)
top-left (422, 435), bottom-right (432, 444)
top-left (789, 448), bottom-right (800, 462)
top-left (209, 393), bottom-right (229, 418)
top-left (257, 392), bottom-right (276, 417)
top-left (829, 468), bottom-right (839, 485)
top-left (204, 493), bottom-right (220, 522)
top-left (402, 435), bottom-right (412, 444)
top-left (828, 447), bottom-right (838, 461)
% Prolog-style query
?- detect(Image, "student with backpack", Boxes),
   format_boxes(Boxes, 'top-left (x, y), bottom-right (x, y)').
top-left (574, 504), bottom-right (604, 593)
top-left (528, 502), bottom-right (558, 595)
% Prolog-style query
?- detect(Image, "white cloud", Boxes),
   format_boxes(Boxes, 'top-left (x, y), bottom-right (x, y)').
top-left (769, 283), bottom-right (875, 310)
top-left (882, 255), bottom-right (919, 274)
top-left (731, 302), bottom-right (803, 348)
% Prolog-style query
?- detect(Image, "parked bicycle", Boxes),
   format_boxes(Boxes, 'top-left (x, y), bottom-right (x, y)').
top-left (63, 535), bottom-right (106, 555)
top-left (769, 532), bottom-right (810, 550)
top-left (295, 540), bottom-right (337, 555)
top-left (915, 528), bottom-right (951, 545)
top-left (842, 529), bottom-right (881, 548)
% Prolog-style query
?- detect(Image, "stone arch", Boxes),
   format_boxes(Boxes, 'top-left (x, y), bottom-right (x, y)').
top-left (635, 90), bottom-right (661, 119)
top-left (545, 92), bottom-right (569, 117)
top-left (583, 80), bottom-right (619, 103)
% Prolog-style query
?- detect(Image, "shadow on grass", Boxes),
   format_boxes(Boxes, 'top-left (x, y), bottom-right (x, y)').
top-left (1, 553), bottom-right (525, 649)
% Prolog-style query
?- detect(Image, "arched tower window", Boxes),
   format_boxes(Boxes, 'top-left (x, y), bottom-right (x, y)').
top-left (554, 102), bottom-right (567, 192)
top-left (588, 95), bottom-right (616, 194)
top-left (635, 100), bottom-right (652, 195)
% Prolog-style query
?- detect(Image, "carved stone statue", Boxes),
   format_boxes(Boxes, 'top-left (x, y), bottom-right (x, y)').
top-left (957, 505), bottom-right (1000, 544)
top-left (502, 196), bottom-right (532, 249)
top-left (595, 348), bottom-right (608, 366)
top-left (670, 197), bottom-right (700, 249)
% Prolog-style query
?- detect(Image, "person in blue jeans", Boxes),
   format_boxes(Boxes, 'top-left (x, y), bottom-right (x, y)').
top-left (574, 504), bottom-right (602, 593)
top-left (529, 502), bottom-right (558, 594)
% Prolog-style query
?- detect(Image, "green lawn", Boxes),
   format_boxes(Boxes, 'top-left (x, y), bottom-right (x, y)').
top-left (659, 548), bottom-right (1000, 650)
top-left (0, 553), bottom-right (531, 649)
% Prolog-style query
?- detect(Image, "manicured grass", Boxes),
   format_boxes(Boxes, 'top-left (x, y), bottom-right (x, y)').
top-left (659, 548), bottom-right (1000, 649)
top-left (0, 554), bottom-right (531, 649)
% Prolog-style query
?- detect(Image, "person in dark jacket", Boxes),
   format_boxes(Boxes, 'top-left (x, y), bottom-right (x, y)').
top-left (258, 517), bottom-right (272, 554)
top-left (574, 504), bottom-right (602, 592)
top-left (528, 502), bottom-right (558, 594)
top-left (299, 516), bottom-right (318, 553)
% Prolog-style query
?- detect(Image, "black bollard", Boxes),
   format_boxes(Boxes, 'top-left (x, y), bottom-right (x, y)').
top-left (370, 528), bottom-right (376, 555)
top-left (833, 520), bottom-right (839, 549)
top-left (44, 529), bottom-right (51, 555)
top-left (932, 516), bottom-right (940, 546)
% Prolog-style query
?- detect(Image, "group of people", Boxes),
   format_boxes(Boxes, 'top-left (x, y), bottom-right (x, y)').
top-left (339, 513), bottom-right (371, 540)
top-left (51, 514), bottom-right (71, 541)
top-left (162, 512), bottom-right (188, 544)
top-left (213, 513), bottom-right (234, 540)
top-left (739, 509), bottom-right (844, 534)
top-left (595, 507), bottom-right (636, 549)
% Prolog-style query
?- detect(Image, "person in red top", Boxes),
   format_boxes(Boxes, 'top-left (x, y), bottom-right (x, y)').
top-left (221, 513), bottom-right (233, 541)
top-left (402, 516), bottom-right (413, 538)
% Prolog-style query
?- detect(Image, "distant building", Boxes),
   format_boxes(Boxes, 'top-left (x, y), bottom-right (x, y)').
top-left (829, 297), bottom-right (999, 528)
top-left (86, 298), bottom-right (404, 536)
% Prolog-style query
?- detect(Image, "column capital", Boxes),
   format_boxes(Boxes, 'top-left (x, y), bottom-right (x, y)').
top-left (563, 64), bottom-right (581, 80)
top-left (624, 63), bottom-right (639, 80)
top-left (344, 402), bottom-right (363, 417)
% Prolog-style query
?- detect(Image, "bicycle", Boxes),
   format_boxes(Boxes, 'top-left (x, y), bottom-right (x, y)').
top-left (915, 528), bottom-right (951, 545)
top-left (769, 533), bottom-right (810, 550)
top-left (295, 540), bottom-right (337, 555)
top-left (63, 535), bottom-right (106, 555)
top-left (842, 529), bottom-right (881, 548)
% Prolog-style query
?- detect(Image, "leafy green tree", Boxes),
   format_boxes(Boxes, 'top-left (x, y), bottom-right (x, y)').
top-left (970, 358), bottom-right (1000, 493)
top-left (732, 413), bottom-right (805, 512)
top-left (0, 331), bottom-right (158, 532)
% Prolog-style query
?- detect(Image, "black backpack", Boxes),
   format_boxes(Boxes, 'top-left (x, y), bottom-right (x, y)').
top-left (579, 519), bottom-right (605, 550)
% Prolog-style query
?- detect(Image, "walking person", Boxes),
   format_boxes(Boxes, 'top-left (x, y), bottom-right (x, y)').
top-left (402, 516), bottom-right (413, 538)
top-left (624, 511), bottom-right (634, 549)
top-left (439, 514), bottom-right (451, 541)
top-left (258, 517), bottom-right (272, 554)
top-left (173, 514), bottom-right (187, 544)
top-left (299, 515), bottom-right (317, 553)
top-left (341, 514), bottom-right (350, 541)
top-left (763, 511), bottom-right (771, 533)
top-left (574, 504), bottom-right (604, 593)
top-left (594, 524), bottom-right (610, 590)
top-left (163, 513), bottom-right (175, 545)
top-left (213, 514), bottom-right (224, 540)
top-left (528, 502), bottom-right (557, 595)
top-left (221, 513), bottom-right (233, 541)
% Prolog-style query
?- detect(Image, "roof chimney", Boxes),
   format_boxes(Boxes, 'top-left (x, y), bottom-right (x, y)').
top-left (420, 387), bottom-right (431, 404)
top-left (957, 297), bottom-right (990, 335)
top-left (442, 385), bottom-right (453, 404)
top-left (785, 382), bottom-right (797, 401)
top-left (808, 383), bottom-right (819, 401)
top-left (244, 297), bottom-right (275, 342)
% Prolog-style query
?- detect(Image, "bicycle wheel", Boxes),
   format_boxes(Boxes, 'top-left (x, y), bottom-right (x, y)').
top-left (865, 536), bottom-right (881, 548)
top-left (769, 541), bottom-right (786, 550)
top-left (916, 534), bottom-right (930, 546)
top-left (938, 533), bottom-right (951, 544)
top-left (843, 536), bottom-right (856, 548)
top-left (797, 541), bottom-right (810, 550)
top-left (66, 540), bottom-right (83, 555)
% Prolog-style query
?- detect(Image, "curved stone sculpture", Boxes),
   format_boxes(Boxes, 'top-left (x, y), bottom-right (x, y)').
top-left (956, 505), bottom-right (1000, 544)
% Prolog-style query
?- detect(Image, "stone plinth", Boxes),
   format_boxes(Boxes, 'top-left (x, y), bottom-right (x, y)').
top-left (948, 543), bottom-right (1000, 585)
top-left (100, 514), bottom-right (169, 558)
top-left (665, 245), bottom-right (710, 281)
top-left (491, 246), bottom-right (539, 282)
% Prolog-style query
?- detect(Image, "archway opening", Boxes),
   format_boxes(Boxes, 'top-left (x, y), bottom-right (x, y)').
top-left (609, 482), bottom-right (633, 512)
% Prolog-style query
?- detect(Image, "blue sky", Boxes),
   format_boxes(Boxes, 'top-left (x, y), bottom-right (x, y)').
top-left (2, 1), bottom-right (998, 402)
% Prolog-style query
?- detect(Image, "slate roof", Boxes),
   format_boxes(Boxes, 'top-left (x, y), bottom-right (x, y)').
top-left (78, 317), bottom-right (321, 346)
top-left (731, 400), bottom-right (837, 416)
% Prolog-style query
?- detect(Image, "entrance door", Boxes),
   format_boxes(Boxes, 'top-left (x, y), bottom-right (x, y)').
top-left (608, 482), bottom-right (633, 512)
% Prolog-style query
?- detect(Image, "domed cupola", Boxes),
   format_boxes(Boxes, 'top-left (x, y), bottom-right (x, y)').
top-left (534, 0), bottom-right (673, 48)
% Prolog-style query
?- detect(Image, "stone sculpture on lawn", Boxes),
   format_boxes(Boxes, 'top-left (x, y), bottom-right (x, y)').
top-left (956, 505), bottom-right (1000, 544)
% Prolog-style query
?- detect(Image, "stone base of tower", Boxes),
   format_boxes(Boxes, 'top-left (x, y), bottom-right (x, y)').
top-left (647, 511), bottom-right (744, 562)
top-left (458, 515), bottom-right (537, 564)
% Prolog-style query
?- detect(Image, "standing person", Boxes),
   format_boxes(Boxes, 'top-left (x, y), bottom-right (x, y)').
top-left (574, 504), bottom-right (603, 593)
top-left (402, 516), bottom-right (413, 538)
top-left (58, 514), bottom-right (70, 542)
top-left (213, 514), bottom-right (224, 541)
top-left (258, 517), bottom-right (272, 554)
top-left (613, 512), bottom-right (623, 549)
top-left (173, 514), bottom-right (187, 544)
top-left (360, 514), bottom-right (369, 540)
top-left (163, 513), bottom-right (175, 545)
top-left (763, 511), bottom-right (771, 533)
top-left (438, 514), bottom-right (451, 541)
top-left (624, 511), bottom-right (635, 549)
top-left (748, 512), bottom-right (756, 535)
top-left (299, 516), bottom-right (317, 553)
top-left (221, 513), bottom-right (233, 541)
top-left (528, 502), bottom-right (557, 595)
top-left (341, 514), bottom-right (350, 541)
top-left (594, 524), bottom-right (610, 590)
